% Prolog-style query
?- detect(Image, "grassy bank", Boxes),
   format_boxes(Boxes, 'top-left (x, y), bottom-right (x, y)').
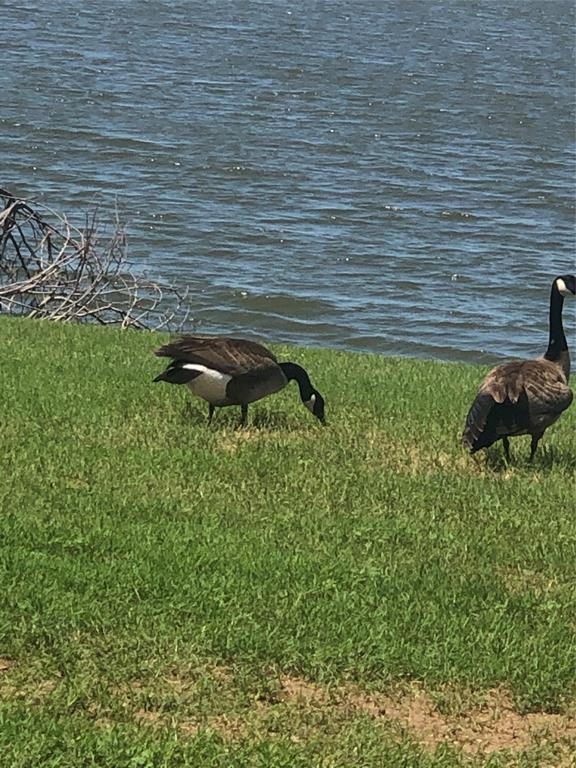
top-left (0, 316), bottom-right (574, 767)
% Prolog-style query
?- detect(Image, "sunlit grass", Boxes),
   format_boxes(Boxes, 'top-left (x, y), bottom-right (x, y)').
top-left (0, 316), bottom-right (574, 767)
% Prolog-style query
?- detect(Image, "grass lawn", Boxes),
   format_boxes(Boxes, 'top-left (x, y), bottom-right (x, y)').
top-left (0, 316), bottom-right (574, 767)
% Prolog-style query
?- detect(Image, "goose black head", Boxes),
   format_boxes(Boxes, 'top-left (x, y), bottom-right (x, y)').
top-left (304, 390), bottom-right (326, 424)
top-left (555, 275), bottom-right (576, 297)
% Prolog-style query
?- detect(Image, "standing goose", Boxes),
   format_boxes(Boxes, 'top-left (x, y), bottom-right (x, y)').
top-left (462, 274), bottom-right (575, 461)
top-left (153, 335), bottom-right (325, 427)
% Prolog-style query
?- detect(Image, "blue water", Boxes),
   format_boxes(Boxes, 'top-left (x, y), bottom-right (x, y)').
top-left (1, 1), bottom-right (575, 363)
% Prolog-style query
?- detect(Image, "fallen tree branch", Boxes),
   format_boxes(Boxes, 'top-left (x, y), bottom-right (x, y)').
top-left (0, 189), bottom-right (191, 331)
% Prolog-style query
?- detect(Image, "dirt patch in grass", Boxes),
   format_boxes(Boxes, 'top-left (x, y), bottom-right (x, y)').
top-left (278, 676), bottom-right (325, 704)
top-left (0, 676), bottom-right (57, 704)
top-left (337, 683), bottom-right (576, 755)
top-left (133, 707), bottom-right (249, 742)
top-left (0, 657), bottom-right (59, 704)
top-left (359, 428), bottom-right (567, 480)
top-left (361, 429), bottom-right (490, 478)
top-left (125, 671), bottom-right (576, 756)
top-left (2, 659), bottom-right (573, 759)
top-left (499, 566), bottom-right (561, 597)
top-left (272, 677), bottom-right (576, 754)
top-left (134, 708), bottom-right (164, 727)
top-left (215, 425), bottom-right (312, 454)
top-left (187, 713), bottom-right (248, 740)
top-left (216, 429), bottom-right (267, 453)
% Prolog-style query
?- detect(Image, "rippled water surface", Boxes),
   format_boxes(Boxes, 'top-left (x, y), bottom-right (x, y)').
top-left (1, 1), bottom-right (575, 362)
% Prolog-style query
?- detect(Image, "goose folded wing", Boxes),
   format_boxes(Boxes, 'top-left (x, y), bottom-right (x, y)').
top-left (154, 336), bottom-right (278, 376)
top-left (478, 362), bottom-right (525, 404)
top-left (462, 363), bottom-right (527, 447)
top-left (523, 365), bottom-right (574, 420)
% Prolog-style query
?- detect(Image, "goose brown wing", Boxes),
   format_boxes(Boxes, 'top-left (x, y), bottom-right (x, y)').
top-left (521, 360), bottom-right (573, 425)
top-left (154, 335), bottom-right (278, 376)
top-left (462, 362), bottom-right (527, 450)
top-left (478, 362), bottom-right (526, 404)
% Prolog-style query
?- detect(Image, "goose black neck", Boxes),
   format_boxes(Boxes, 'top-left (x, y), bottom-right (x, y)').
top-left (544, 284), bottom-right (567, 363)
top-left (279, 362), bottom-right (314, 401)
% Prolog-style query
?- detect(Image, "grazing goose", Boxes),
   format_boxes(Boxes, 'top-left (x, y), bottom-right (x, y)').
top-left (154, 335), bottom-right (325, 427)
top-left (462, 275), bottom-right (575, 461)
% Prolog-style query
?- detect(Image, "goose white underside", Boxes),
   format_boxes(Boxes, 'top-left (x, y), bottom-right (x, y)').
top-left (182, 364), bottom-right (232, 405)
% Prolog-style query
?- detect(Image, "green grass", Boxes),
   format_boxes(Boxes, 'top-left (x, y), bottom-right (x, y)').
top-left (0, 316), bottom-right (574, 767)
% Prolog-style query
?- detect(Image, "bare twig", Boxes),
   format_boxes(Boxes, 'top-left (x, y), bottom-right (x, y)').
top-left (0, 190), bottom-right (191, 331)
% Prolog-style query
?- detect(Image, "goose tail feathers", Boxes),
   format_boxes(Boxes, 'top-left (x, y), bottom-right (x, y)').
top-left (461, 393), bottom-right (496, 453)
top-left (154, 342), bottom-right (183, 360)
top-left (153, 366), bottom-right (201, 385)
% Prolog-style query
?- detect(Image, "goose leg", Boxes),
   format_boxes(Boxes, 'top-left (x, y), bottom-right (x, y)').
top-left (239, 404), bottom-right (248, 428)
top-left (208, 404), bottom-right (215, 424)
top-left (529, 433), bottom-right (543, 462)
top-left (502, 436), bottom-right (511, 462)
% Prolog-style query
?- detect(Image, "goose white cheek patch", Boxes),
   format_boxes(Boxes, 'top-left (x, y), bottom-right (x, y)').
top-left (305, 394), bottom-right (316, 412)
top-left (556, 278), bottom-right (572, 297)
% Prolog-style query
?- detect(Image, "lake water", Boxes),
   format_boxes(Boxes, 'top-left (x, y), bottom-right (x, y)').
top-left (1, 1), bottom-right (575, 364)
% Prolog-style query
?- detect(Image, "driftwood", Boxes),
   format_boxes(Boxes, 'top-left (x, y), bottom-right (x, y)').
top-left (0, 189), bottom-right (191, 331)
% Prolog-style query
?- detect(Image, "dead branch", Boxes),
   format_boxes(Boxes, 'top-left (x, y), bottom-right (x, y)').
top-left (0, 189), bottom-right (191, 331)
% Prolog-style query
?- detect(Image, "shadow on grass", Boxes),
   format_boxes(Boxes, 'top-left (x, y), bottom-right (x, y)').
top-left (482, 446), bottom-right (510, 473)
top-left (181, 401), bottom-right (210, 426)
top-left (251, 409), bottom-right (318, 431)
top-left (483, 441), bottom-right (576, 474)
top-left (179, 402), bottom-right (309, 432)
top-left (533, 444), bottom-right (576, 474)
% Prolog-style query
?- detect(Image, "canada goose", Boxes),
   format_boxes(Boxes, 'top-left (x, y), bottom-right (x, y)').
top-left (154, 335), bottom-right (326, 427)
top-left (462, 274), bottom-right (575, 461)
